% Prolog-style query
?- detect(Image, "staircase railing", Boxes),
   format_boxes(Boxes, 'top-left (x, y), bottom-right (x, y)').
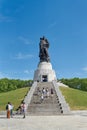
top-left (24, 81), bottom-right (37, 112)
top-left (52, 81), bottom-right (71, 114)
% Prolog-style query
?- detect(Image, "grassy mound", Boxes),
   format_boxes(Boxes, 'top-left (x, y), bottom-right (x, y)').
top-left (0, 87), bottom-right (29, 111)
top-left (1, 86), bottom-right (87, 111)
top-left (60, 87), bottom-right (87, 110)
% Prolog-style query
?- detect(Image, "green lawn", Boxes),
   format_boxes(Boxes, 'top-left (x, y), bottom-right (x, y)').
top-left (0, 87), bottom-right (29, 111)
top-left (60, 87), bottom-right (87, 110)
top-left (1, 86), bottom-right (87, 111)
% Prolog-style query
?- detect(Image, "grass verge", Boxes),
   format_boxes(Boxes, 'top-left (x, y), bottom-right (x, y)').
top-left (60, 87), bottom-right (87, 110)
top-left (0, 87), bottom-right (29, 111)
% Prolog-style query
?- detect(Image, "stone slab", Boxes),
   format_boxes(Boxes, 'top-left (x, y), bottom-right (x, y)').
top-left (0, 115), bottom-right (87, 130)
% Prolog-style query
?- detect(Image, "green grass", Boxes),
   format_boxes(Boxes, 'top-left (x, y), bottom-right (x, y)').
top-left (1, 86), bottom-right (87, 111)
top-left (60, 87), bottom-right (87, 110)
top-left (0, 87), bottom-right (29, 111)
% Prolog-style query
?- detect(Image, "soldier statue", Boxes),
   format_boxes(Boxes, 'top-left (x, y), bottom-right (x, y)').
top-left (39, 36), bottom-right (50, 62)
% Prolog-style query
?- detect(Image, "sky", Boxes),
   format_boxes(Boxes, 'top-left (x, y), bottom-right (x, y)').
top-left (0, 0), bottom-right (87, 80)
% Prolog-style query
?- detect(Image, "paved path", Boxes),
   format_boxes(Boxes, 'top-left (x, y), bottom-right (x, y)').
top-left (0, 115), bottom-right (87, 130)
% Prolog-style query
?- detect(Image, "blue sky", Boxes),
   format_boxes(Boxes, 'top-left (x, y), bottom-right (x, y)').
top-left (0, 0), bottom-right (87, 79)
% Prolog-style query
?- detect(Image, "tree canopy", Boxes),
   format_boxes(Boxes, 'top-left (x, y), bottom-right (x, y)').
top-left (0, 78), bottom-right (33, 92)
top-left (60, 78), bottom-right (87, 91)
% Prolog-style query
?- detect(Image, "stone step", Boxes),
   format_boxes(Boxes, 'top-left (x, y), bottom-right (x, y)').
top-left (30, 99), bottom-right (59, 104)
top-left (27, 111), bottom-right (62, 115)
top-left (28, 105), bottom-right (60, 110)
top-left (27, 82), bottom-right (63, 115)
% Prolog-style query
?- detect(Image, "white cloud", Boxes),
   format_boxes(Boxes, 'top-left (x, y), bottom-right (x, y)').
top-left (48, 22), bottom-right (57, 28)
top-left (82, 67), bottom-right (87, 72)
top-left (0, 72), bottom-right (4, 78)
top-left (0, 71), bottom-right (10, 78)
top-left (14, 52), bottom-right (34, 60)
top-left (24, 70), bottom-right (34, 74)
top-left (0, 70), bottom-right (34, 79)
top-left (24, 70), bottom-right (30, 74)
top-left (0, 13), bottom-right (12, 22)
top-left (18, 36), bottom-right (32, 45)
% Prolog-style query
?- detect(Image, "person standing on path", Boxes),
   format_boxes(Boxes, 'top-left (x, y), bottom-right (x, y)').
top-left (10, 103), bottom-right (14, 118)
top-left (22, 102), bottom-right (26, 118)
top-left (6, 102), bottom-right (11, 119)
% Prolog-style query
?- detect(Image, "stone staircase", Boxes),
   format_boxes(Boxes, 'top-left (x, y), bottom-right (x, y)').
top-left (27, 82), bottom-right (63, 115)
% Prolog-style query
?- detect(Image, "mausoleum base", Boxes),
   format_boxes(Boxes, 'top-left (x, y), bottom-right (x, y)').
top-left (33, 62), bottom-right (57, 82)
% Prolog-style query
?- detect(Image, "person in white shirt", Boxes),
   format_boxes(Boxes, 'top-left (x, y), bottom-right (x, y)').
top-left (22, 102), bottom-right (26, 118)
top-left (10, 103), bottom-right (14, 118)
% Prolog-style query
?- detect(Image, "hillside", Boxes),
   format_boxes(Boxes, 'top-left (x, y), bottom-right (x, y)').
top-left (0, 87), bottom-right (29, 111)
top-left (60, 87), bottom-right (87, 110)
top-left (0, 85), bottom-right (87, 111)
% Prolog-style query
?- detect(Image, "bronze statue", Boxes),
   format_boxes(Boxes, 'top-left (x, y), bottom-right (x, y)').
top-left (39, 36), bottom-right (50, 62)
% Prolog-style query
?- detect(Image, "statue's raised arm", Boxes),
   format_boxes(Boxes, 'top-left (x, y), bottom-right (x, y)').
top-left (39, 36), bottom-right (50, 62)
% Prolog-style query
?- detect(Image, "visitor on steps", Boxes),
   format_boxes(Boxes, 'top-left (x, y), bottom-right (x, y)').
top-left (37, 87), bottom-right (41, 95)
top-left (42, 87), bottom-right (46, 95)
top-left (41, 93), bottom-right (44, 103)
top-left (51, 88), bottom-right (54, 97)
top-left (46, 88), bottom-right (49, 98)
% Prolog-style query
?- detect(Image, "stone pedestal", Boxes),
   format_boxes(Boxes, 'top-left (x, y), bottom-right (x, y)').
top-left (33, 62), bottom-right (57, 82)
